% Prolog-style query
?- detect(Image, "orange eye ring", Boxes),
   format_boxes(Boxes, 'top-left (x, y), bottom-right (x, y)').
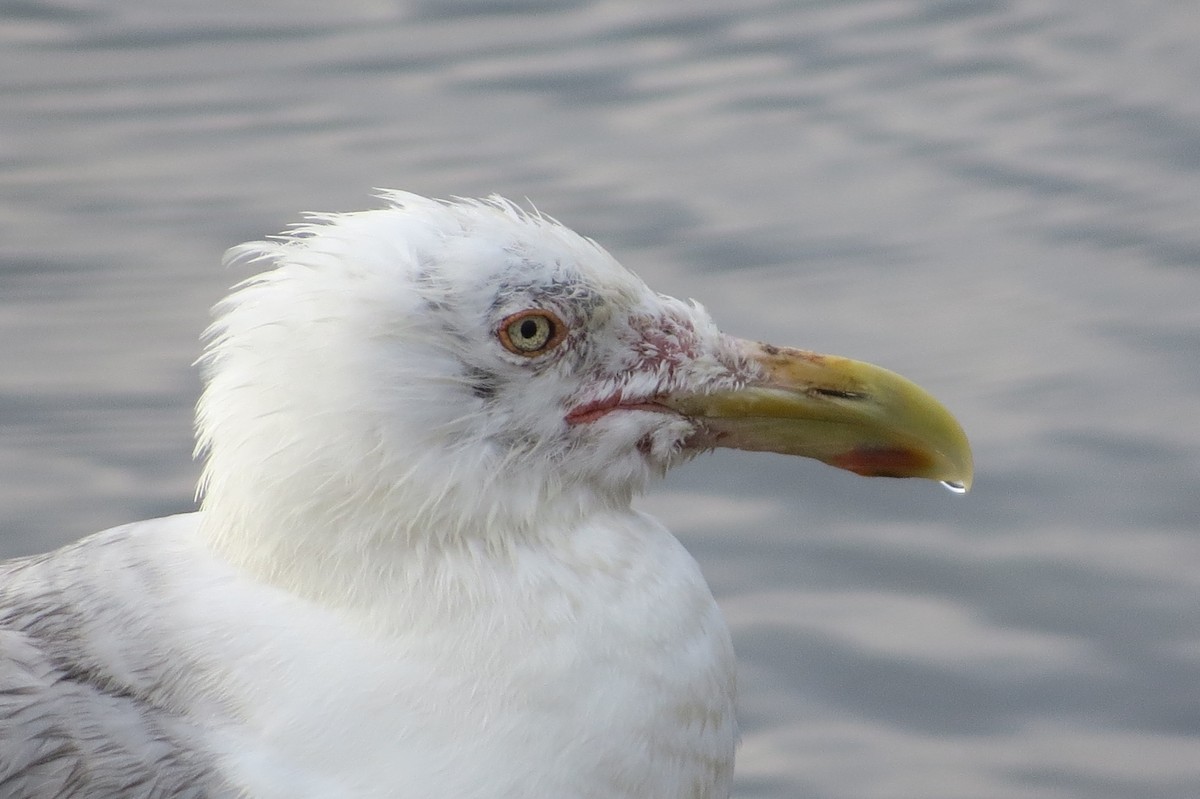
top-left (497, 310), bottom-right (567, 356)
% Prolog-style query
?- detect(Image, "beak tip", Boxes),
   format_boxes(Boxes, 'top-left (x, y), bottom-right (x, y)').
top-left (827, 443), bottom-right (973, 493)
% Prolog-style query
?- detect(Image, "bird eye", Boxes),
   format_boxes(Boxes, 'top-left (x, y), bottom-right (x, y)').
top-left (498, 310), bottom-right (566, 356)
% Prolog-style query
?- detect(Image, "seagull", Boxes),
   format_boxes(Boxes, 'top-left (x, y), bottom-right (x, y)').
top-left (0, 192), bottom-right (971, 799)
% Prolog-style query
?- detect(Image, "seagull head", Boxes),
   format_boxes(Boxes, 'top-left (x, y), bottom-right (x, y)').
top-left (196, 193), bottom-right (971, 574)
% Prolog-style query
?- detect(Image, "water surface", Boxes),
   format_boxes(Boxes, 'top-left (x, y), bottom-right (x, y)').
top-left (3, 2), bottom-right (1199, 797)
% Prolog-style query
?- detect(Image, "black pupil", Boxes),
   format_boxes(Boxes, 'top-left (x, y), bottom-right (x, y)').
top-left (520, 319), bottom-right (540, 339)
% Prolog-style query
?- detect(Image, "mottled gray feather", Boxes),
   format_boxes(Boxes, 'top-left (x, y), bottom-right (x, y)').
top-left (0, 527), bottom-right (231, 799)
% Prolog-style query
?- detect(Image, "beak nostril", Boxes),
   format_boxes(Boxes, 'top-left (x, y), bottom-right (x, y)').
top-left (808, 388), bottom-right (869, 401)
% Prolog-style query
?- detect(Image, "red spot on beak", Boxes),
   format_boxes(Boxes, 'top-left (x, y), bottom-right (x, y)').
top-left (828, 447), bottom-right (933, 478)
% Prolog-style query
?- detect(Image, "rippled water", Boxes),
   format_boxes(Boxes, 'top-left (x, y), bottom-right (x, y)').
top-left (3, 2), bottom-right (1199, 797)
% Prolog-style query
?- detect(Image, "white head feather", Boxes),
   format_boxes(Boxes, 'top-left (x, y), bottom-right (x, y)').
top-left (194, 192), bottom-right (750, 603)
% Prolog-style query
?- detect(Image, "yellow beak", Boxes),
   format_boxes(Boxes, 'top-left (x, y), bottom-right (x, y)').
top-left (661, 340), bottom-right (973, 491)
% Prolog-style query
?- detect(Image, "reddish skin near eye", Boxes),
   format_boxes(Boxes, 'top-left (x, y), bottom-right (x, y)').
top-left (566, 395), bottom-right (671, 425)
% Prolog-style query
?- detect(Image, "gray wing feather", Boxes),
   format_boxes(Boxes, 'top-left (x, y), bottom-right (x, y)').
top-left (0, 529), bottom-right (232, 799)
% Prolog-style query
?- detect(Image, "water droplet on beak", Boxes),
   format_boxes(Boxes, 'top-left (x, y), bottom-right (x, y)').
top-left (940, 480), bottom-right (967, 494)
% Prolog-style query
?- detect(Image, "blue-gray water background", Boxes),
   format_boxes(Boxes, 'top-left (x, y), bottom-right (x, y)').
top-left (2, 2), bottom-right (1198, 797)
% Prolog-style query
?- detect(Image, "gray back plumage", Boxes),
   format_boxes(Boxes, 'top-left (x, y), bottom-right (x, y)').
top-left (0, 530), bottom-right (231, 799)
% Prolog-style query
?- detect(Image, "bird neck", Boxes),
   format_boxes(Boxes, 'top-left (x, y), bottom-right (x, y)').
top-left (196, 461), bottom-right (638, 615)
